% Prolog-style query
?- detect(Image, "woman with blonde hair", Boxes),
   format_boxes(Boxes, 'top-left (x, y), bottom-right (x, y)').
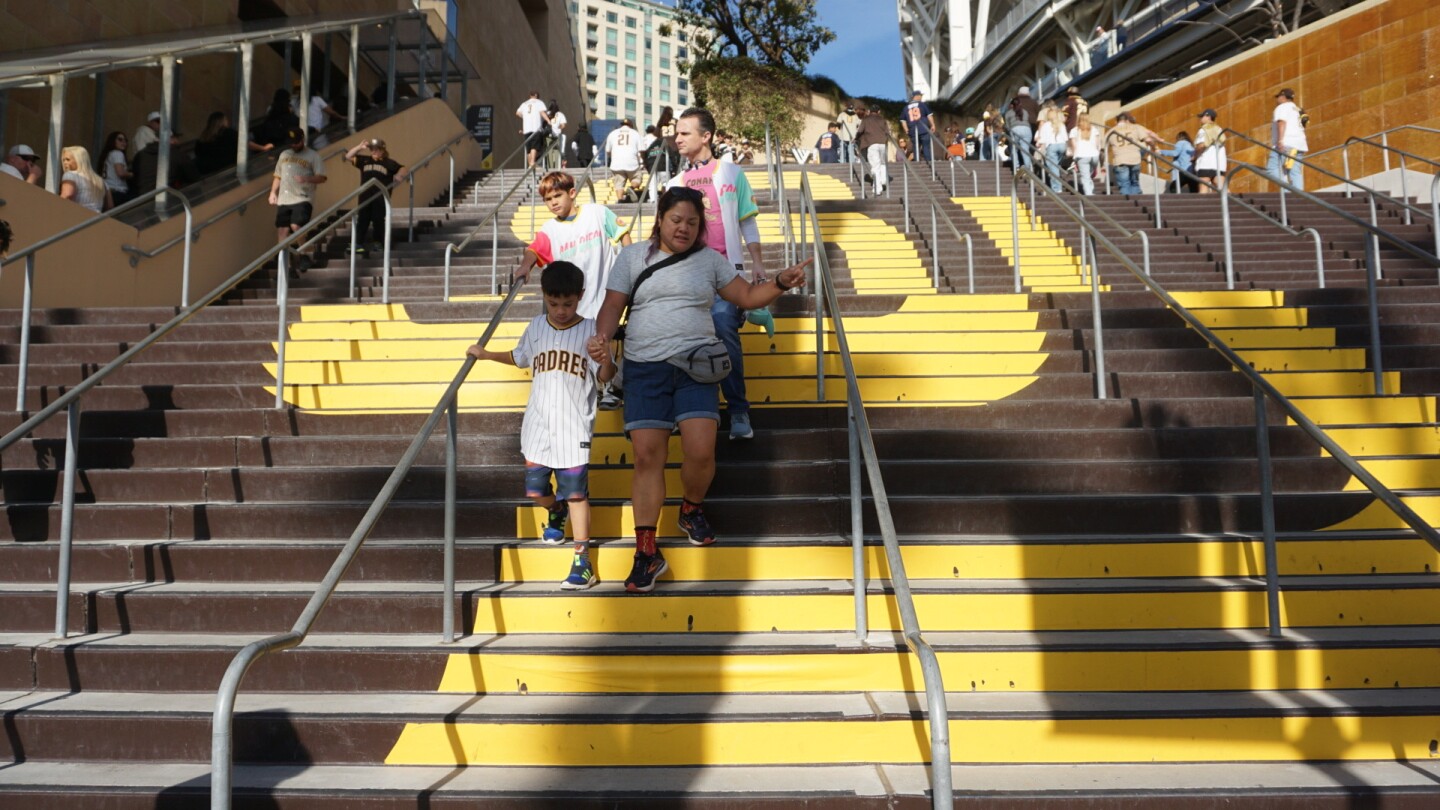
top-left (1067, 113), bottom-right (1103, 195)
top-left (1035, 101), bottom-right (1069, 192)
top-left (60, 146), bottom-right (111, 213)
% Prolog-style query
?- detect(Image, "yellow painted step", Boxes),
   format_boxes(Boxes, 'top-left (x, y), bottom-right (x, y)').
top-left (1323, 425), bottom-right (1440, 457)
top-left (464, 587), bottom-right (1440, 634)
top-left (501, 536), bottom-right (1440, 582)
top-left (431, 646), bottom-right (1440, 695)
top-left (1209, 328), bottom-right (1338, 349)
top-left (1192, 308), bottom-right (1309, 328)
top-left (1291, 396), bottom-right (1439, 427)
top-left (1236, 348), bottom-right (1367, 372)
top-left (1341, 458), bottom-right (1440, 491)
top-left (386, 715), bottom-right (1440, 767)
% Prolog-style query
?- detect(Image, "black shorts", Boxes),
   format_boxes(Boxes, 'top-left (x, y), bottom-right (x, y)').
top-left (1196, 169), bottom-right (1220, 179)
top-left (525, 130), bottom-right (547, 153)
top-left (275, 202), bottom-right (313, 229)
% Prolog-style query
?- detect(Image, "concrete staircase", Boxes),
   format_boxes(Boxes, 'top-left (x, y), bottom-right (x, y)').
top-left (3, 160), bottom-right (1440, 806)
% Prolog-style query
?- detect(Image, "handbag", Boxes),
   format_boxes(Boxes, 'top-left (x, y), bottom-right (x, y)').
top-left (666, 338), bottom-right (731, 383)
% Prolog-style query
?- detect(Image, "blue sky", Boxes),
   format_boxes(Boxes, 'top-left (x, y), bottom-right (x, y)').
top-left (806, 0), bottom-right (906, 100)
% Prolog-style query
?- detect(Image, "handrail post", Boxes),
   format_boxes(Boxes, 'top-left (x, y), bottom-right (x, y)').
top-left (930, 202), bottom-right (940, 289)
top-left (849, 403), bottom-right (866, 642)
top-left (1367, 195), bottom-right (1383, 280)
top-left (180, 202), bottom-right (194, 308)
top-left (1254, 387), bottom-right (1282, 638)
top-left (1303, 228), bottom-right (1325, 288)
top-left (274, 253), bottom-right (290, 409)
top-left (1089, 235), bottom-right (1107, 400)
top-left (964, 235), bottom-right (974, 294)
top-left (491, 215), bottom-right (499, 295)
top-left (16, 255), bottom-right (34, 411)
top-left (1009, 180), bottom-right (1022, 292)
top-left (1431, 173), bottom-right (1440, 272)
top-left (54, 400), bottom-right (80, 639)
top-left (1149, 154), bottom-right (1162, 228)
top-left (238, 42), bottom-right (253, 178)
top-left (449, 152), bottom-right (456, 213)
top-left (408, 174), bottom-right (416, 242)
top-left (1342, 146), bottom-right (1353, 198)
top-left (1381, 132), bottom-right (1391, 172)
top-left (443, 398), bottom-right (458, 643)
top-left (903, 161), bottom-right (910, 232)
top-left (1364, 236), bottom-right (1384, 396)
top-left (349, 219), bottom-right (358, 299)
top-left (382, 196), bottom-right (394, 304)
top-left (1279, 183), bottom-right (1288, 227)
top-left (1399, 153), bottom-right (1411, 225)
top-left (347, 25), bottom-right (359, 133)
top-left (1138, 230), bottom-right (1150, 277)
top-left (1220, 184), bottom-right (1236, 289)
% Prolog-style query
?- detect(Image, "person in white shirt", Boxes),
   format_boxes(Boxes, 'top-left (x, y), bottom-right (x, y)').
top-left (516, 91), bottom-right (549, 167)
top-left (1, 144), bottom-right (43, 185)
top-left (1269, 88), bottom-right (1309, 190)
top-left (59, 145), bottom-right (111, 213)
top-left (306, 95), bottom-right (342, 147)
top-left (132, 112), bottom-right (162, 154)
top-left (1068, 113), bottom-right (1103, 195)
top-left (546, 100), bottom-right (567, 168)
top-left (603, 118), bottom-right (642, 199)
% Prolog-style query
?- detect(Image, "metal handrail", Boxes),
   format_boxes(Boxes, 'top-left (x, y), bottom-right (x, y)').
top-left (119, 142), bottom-right (350, 269)
top-left (211, 280), bottom-right (527, 810)
top-left (1222, 128), bottom-right (1431, 227)
top-left (2, 185), bottom-right (193, 410)
top-left (796, 162), bottom-right (953, 810)
top-left (1333, 136), bottom-right (1440, 230)
top-left (442, 140), bottom-right (560, 299)
top-left (1015, 165), bottom-right (1440, 642)
top-left (1308, 124), bottom-right (1440, 165)
top-left (401, 130), bottom-right (473, 238)
top-left (887, 153), bottom-right (977, 293)
top-left (1104, 128), bottom-right (1329, 286)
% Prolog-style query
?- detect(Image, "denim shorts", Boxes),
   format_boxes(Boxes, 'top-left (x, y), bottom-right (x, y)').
top-left (524, 463), bottom-right (589, 500)
top-left (622, 358), bottom-right (720, 431)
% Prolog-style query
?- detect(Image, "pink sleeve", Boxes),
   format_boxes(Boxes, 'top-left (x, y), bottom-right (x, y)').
top-left (528, 231), bottom-right (553, 265)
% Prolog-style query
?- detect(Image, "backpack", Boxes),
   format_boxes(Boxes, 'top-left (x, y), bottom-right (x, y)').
top-left (1298, 107), bottom-right (1310, 129)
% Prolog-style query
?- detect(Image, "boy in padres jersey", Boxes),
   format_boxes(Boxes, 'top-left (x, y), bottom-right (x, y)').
top-left (467, 262), bottom-right (616, 589)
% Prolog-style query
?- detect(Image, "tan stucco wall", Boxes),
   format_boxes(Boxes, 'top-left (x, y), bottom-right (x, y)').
top-left (1124, 0), bottom-right (1440, 191)
top-left (1, 98), bottom-right (477, 308)
top-left (1, 0), bottom-right (586, 176)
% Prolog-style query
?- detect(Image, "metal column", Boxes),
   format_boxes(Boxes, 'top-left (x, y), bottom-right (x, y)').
top-left (387, 22), bottom-right (398, 111)
top-left (301, 33), bottom-right (313, 135)
top-left (91, 74), bottom-right (106, 159)
top-left (237, 43), bottom-right (253, 177)
top-left (156, 56), bottom-right (175, 207)
top-left (323, 32), bottom-right (334, 103)
top-left (347, 25), bottom-right (359, 132)
top-left (45, 74), bottom-right (66, 194)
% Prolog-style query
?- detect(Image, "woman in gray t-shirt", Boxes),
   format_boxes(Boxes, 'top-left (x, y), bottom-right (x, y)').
top-left (588, 186), bottom-right (808, 593)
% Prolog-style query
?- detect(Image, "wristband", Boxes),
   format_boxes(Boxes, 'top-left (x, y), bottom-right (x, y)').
top-left (774, 275), bottom-right (794, 292)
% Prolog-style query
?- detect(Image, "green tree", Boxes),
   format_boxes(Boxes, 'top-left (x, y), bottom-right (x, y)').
top-left (690, 57), bottom-right (807, 148)
top-left (668, 0), bottom-right (835, 73)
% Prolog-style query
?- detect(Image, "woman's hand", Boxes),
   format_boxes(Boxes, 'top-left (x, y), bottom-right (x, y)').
top-left (775, 258), bottom-right (812, 291)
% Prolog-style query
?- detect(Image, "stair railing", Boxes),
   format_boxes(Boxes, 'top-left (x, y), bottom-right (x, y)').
top-left (887, 153), bottom-right (976, 293)
top-left (210, 279), bottom-right (527, 809)
top-left (1222, 160), bottom-right (1440, 396)
top-left (1331, 136), bottom-right (1440, 223)
top-left (1221, 128), bottom-right (1432, 236)
top-left (795, 162), bottom-right (954, 810)
top-left (442, 140), bottom-right (560, 299)
top-left (1103, 133), bottom-right (1330, 288)
top-left (1012, 165), bottom-right (1440, 640)
top-left (1308, 124), bottom-right (1440, 188)
top-left (2, 185), bottom-right (194, 412)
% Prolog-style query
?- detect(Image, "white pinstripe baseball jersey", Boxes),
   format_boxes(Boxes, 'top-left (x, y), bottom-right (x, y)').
top-left (512, 313), bottom-right (602, 469)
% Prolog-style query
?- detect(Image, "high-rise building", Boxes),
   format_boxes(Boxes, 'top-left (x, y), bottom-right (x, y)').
top-left (567, 0), bottom-right (698, 126)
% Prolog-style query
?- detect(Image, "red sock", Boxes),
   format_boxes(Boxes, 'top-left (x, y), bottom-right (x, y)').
top-left (635, 526), bottom-right (657, 556)
top-left (681, 499), bottom-right (702, 514)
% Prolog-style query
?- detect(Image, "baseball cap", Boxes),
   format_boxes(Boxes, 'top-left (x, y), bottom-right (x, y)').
top-left (911, 90), bottom-right (923, 98)
top-left (147, 111), bottom-right (161, 122)
top-left (286, 127), bottom-right (306, 145)
top-left (1018, 86), bottom-right (1031, 96)
top-left (7, 144), bottom-right (37, 159)
top-left (368, 138), bottom-right (387, 150)
top-left (1067, 86), bottom-right (1081, 96)
top-left (1276, 87), bottom-right (1294, 99)
top-left (1198, 108), bottom-right (1217, 119)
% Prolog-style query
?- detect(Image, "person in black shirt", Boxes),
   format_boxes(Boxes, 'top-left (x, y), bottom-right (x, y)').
top-left (195, 111), bottom-right (241, 175)
top-left (344, 138), bottom-right (408, 255)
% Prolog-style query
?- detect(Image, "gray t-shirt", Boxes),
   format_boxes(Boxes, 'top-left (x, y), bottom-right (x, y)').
top-left (274, 147), bottom-right (326, 205)
top-left (606, 242), bottom-right (739, 363)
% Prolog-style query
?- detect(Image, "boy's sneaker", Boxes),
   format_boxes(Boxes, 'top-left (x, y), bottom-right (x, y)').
top-left (728, 412), bottom-right (754, 441)
top-left (677, 505), bottom-right (716, 546)
top-left (541, 501), bottom-right (569, 544)
top-left (599, 387), bottom-right (623, 410)
top-left (624, 551), bottom-right (668, 593)
top-left (560, 554), bottom-right (597, 590)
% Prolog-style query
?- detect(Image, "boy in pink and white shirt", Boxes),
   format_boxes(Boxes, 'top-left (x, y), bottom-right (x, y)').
top-left (515, 171), bottom-right (632, 319)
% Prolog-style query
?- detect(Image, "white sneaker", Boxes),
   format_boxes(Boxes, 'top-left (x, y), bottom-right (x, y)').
top-left (599, 388), bottom-right (623, 410)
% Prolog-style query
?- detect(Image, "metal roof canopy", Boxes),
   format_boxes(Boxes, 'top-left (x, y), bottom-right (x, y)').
top-left (0, 10), bottom-right (478, 91)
